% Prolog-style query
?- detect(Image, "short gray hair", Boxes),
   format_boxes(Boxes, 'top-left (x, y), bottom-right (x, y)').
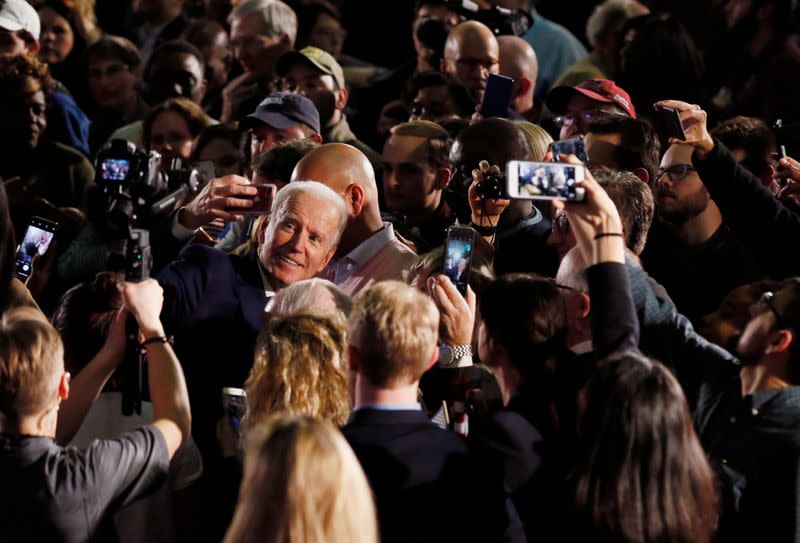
top-left (586, 0), bottom-right (647, 49)
top-left (556, 247), bottom-right (589, 292)
top-left (264, 181), bottom-right (348, 249)
top-left (229, 0), bottom-right (298, 46)
top-left (272, 278), bottom-right (353, 318)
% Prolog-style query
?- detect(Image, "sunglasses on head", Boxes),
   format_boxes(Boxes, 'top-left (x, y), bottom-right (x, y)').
top-left (656, 164), bottom-right (696, 182)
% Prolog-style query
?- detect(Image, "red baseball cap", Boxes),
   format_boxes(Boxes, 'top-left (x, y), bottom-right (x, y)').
top-left (545, 79), bottom-right (636, 119)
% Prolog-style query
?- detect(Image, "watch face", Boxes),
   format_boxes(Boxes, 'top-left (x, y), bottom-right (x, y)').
top-left (438, 344), bottom-right (456, 367)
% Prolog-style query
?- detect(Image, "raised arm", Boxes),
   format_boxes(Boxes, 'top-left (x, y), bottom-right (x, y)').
top-left (122, 280), bottom-right (192, 459)
top-left (555, 157), bottom-right (639, 357)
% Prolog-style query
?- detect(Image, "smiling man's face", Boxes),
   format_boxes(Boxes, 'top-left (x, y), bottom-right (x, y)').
top-left (259, 190), bottom-right (340, 288)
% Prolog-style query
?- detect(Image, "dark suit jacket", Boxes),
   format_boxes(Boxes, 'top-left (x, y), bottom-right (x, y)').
top-left (157, 245), bottom-right (267, 457)
top-left (343, 408), bottom-right (525, 543)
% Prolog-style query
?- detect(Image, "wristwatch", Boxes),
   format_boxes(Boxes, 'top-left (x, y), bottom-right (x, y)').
top-left (438, 344), bottom-right (473, 368)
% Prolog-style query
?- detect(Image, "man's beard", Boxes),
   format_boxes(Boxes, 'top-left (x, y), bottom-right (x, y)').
top-left (656, 187), bottom-right (709, 223)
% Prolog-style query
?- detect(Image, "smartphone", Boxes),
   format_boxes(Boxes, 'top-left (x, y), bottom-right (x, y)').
top-left (222, 387), bottom-right (247, 437)
top-left (480, 74), bottom-right (514, 118)
top-left (506, 161), bottom-right (586, 201)
top-left (238, 183), bottom-right (277, 216)
top-left (655, 105), bottom-right (686, 141)
top-left (551, 135), bottom-right (588, 162)
top-left (15, 216), bottom-right (58, 280)
top-left (443, 226), bottom-right (475, 295)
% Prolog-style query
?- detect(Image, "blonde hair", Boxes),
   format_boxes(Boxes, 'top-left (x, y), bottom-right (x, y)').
top-left (245, 313), bottom-right (350, 429)
top-left (348, 281), bottom-right (439, 387)
top-left (0, 308), bottom-right (64, 419)
top-left (224, 415), bottom-right (378, 543)
top-left (514, 121), bottom-right (554, 161)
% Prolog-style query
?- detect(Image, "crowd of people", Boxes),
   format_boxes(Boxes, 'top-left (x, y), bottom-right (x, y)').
top-left (2, 0), bottom-right (800, 541)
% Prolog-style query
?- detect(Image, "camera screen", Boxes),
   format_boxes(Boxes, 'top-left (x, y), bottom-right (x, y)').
top-left (444, 237), bottom-right (472, 291)
top-left (17, 225), bottom-right (54, 265)
top-left (101, 158), bottom-right (131, 182)
top-left (516, 163), bottom-right (581, 199)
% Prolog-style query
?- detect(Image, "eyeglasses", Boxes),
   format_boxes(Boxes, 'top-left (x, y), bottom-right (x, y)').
top-left (553, 213), bottom-right (570, 235)
top-left (656, 164), bottom-right (696, 182)
top-left (553, 108), bottom-right (623, 128)
top-left (754, 291), bottom-right (788, 326)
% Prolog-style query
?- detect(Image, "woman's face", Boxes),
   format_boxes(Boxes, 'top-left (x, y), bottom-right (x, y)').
top-left (149, 111), bottom-right (194, 162)
top-left (87, 58), bottom-right (138, 111)
top-left (38, 7), bottom-right (74, 64)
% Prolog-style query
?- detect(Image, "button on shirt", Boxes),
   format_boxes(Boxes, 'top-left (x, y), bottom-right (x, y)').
top-left (331, 223), bottom-right (396, 284)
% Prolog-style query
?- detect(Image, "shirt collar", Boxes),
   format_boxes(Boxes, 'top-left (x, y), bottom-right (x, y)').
top-left (257, 262), bottom-right (276, 310)
top-left (342, 222), bottom-right (395, 267)
top-left (353, 402), bottom-right (422, 412)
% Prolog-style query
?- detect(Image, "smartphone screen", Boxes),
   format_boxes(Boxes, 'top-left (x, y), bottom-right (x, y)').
top-left (443, 226), bottom-right (475, 295)
top-left (238, 183), bottom-right (277, 216)
top-left (15, 217), bottom-right (58, 279)
top-left (222, 387), bottom-right (247, 437)
top-left (551, 136), bottom-right (588, 162)
top-left (656, 106), bottom-right (686, 141)
top-left (480, 74), bottom-right (514, 118)
top-left (506, 161), bottom-right (586, 201)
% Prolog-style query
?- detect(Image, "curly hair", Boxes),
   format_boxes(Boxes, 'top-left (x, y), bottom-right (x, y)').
top-left (244, 312), bottom-right (351, 429)
top-left (0, 55), bottom-right (55, 101)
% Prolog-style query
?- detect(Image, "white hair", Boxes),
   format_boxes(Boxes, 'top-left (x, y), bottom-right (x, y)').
top-left (272, 278), bottom-right (353, 318)
top-left (263, 181), bottom-right (348, 250)
top-left (229, 0), bottom-right (298, 46)
top-left (586, 0), bottom-right (647, 49)
top-left (556, 247), bottom-right (589, 292)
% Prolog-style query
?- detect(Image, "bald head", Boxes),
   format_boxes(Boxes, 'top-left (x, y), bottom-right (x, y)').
top-left (441, 21), bottom-right (500, 103)
top-left (291, 143), bottom-right (383, 245)
top-left (498, 36), bottom-right (537, 83)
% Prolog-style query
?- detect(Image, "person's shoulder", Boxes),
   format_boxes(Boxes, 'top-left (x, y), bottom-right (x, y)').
top-left (41, 141), bottom-right (89, 164)
top-left (486, 408), bottom-right (544, 445)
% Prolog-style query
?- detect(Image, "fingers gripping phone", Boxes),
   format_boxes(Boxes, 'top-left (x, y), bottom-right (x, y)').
top-left (506, 161), bottom-right (586, 201)
top-left (443, 226), bottom-right (475, 296)
top-left (15, 216), bottom-right (58, 280)
top-left (480, 74), bottom-right (514, 118)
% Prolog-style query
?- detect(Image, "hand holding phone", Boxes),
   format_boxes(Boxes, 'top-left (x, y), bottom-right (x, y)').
top-left (655, 105), bottom-right (687, 141)
top-left (15, 216), bottom-right (57, 280)
top-left (237, 183), bottom-right (277, 216)
top-left (443, 226), bottom-right (475, 295)
top-left (480, 74), bottom-right (514, 118)
top-left (506, 161), bottom-right (586, 201)
top-left (551, 136), bottom-right (588, 163)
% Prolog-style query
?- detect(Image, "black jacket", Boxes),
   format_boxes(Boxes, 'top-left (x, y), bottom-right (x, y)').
top-left (343, 408), bottom-right (525, 543)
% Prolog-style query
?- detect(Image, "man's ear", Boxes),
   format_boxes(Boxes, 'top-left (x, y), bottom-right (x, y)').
top-left (26, 40), bottom-right (40, 56)
top-left (348, 345), bottom-right (361, 372)
top-left (439, 57), bottom-right (449, 73)
top-left (59, 372), bottom-right (70, 401)
top-left (632, 167), bottom-right (649, 184)
top-left (769, 329), bottom-right (794, 355)
top-left (426, 345), bottom-right (439, 371)
top-left (435, 167), bottom-right (452, 190)
top-left (516, 77), bottom-right (533, 99)
top-left (335, 86), bottom-right (348, 110)
top-left (346, 183), bottom-right (365, 216)
top-left (579, 291), bottom-right (591, 319)
top-left (255, 215), bottom-right (270, 245)
top-left (309, 132), bottom-right (323, 144)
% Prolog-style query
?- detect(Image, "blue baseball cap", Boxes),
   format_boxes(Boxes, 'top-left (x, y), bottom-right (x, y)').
top-left (240, 92), bottom-right (321, 133)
